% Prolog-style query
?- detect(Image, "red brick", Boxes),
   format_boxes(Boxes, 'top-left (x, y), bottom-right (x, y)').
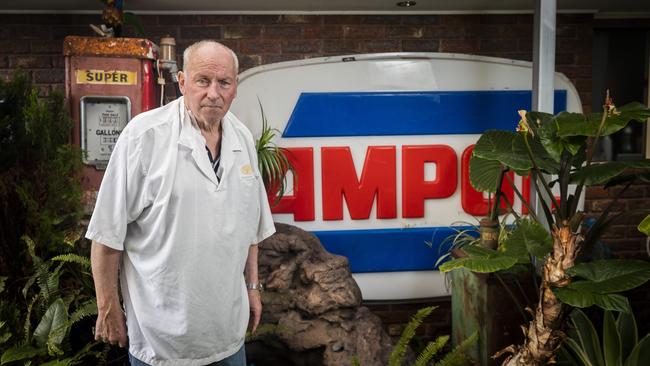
top-left (240, 40), bottom-right (281, 54)
top-left (424, 25), bottom-right (465, 39)
top-left (517, 15), bottom-right (534, 24)
top-left (467, 24), bottom-right (504, 39)
top-left (556, 53), bottom-right (576, 65)
top-left (402, 15), bottom-right (441, 25)
top-left (480, 39), bottom-right (518, 52)
top-left (359, 15), bottom-right (401, 24)
top-left (303, 25), bottom-right (343, 39)
top-left (557, 14), bottom-right (593, 24)
top-left (387, 26), bottom-right (424, 39)
top-left (518, 39), bottom-right (533, 52)
top-left (481, 15), bottom-right (518, 24)
top-left (557, 39), bottom-right (591, 53)
top-left (575, 53), bottom-right (592, 66)
top-left (9, 55), bottom-right (51, 69)
top-left (323, 40), bottom-right (359, 54)
top-left (557, 24), bottom-right (577, 38)
top-left (626, 225), bottom-right (649, 239)
top-left (136, 15), bottom-right (160, 26)
top-left (610, 185), bottom-right (646, 199)
top-left (0, 14), bottom-right (32, 24)
top-left (443, 15), bottom-right (482, 24)
top-left (588, 199), bottom-right (626, 213)
top-left (627, 198), bottom-right (650, 211)
top-left (238, 54), bottom-right (261, 70)
top-left (223, 26), bottom-right (262, 39)
top-left (324, 15), bottom-right (364, 25)
top-left (560, 66), bottom-right (592, 79)
top-left (33, 69), bottom-right (64, 84)
top-left (127, 26), bottom-right (179, 41)
top-left (199, 15), bottom-right (240, 25)
top-left (0, 55), bottom-right (7, 68)
top-left (599, 225), bottom-right (627, 239)
top-left (262, 54), bottom-right (303, 65)
top-left (180, 26), bottom-right (222, 40)
top-left (358, 40), bottom-right (399, 53)
top-left (0, 40), bottom-right (30, 53)
top-left (30, 40), bottom-right (63, 54)
top-left (52, 26), bottom-right (95, 39)
top-left (343, 25), bottom-right (386, 39)
top-left (282, 40), bottom-right (321, 54)
top-left (439, 39), bottom-right (479, 53)
top-left (52, 56), bottom-right (65, 69)
top-left (34, 84), bottom-right (50, 97)
top-left (281, 15), bottom-right (321, 24)
top-left (586, 186), bottom-right (612, 199)
top-left (264, 26), bottom-right (302, 38)
top-left (163, 15), bottom-right (201, 25)
top-left (401, 39), bottom-right (439, 52)
top-left (3, 25), bottom-right (52, 40)
top-left (242, 15), bottom-right (281, 24)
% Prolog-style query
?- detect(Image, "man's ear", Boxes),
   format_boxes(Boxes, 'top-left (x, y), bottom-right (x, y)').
top-left (177, 71), bottom-right (186, 95)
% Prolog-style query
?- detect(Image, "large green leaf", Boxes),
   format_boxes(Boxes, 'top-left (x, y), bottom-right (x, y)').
top-left (33, 299), bottom-right (68, 348)
top-left (438, 246), bottom-right (518, 273)
top-left (603, 310), bottom-right (622, 366)
top-left (568, 308), bottom-right (605, 366)
top-left (512, 134), bottom-right (559, 174)
top-left (504, 219), bottom-right (552, 260)
top-left (469, 155), bottom-right (502, 193)
top-left (555, 288), bottom-right (630, 313)
top-left (558, 103), bottom-right (650, 138)
top-left (570, 161), bottom-right (650, 186)
top-left (567, 260), bottom-right (650, 294)
top-left (1, 345), bottom-right (46, 364)
top-left (624, 334), bottom-right (650, 366)
top-left (616, 309), bottom-right (638, 361)
top-left (638, 214), bottom-right (650, 236)
top-left (473, 130), bottom-right (531, 170)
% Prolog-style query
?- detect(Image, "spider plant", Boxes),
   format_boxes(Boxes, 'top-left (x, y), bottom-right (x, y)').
top-left (255, 99), bottom-right (293, 205)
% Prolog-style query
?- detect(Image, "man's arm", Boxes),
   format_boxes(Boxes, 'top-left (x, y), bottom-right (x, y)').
top-left (91, 241), bottom-right (127, 347)
top-left (244, 244), bottom-right (261, 334)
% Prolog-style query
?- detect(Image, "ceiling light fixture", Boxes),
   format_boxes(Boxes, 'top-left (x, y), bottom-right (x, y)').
top-left (396, 1), bottom-right (416, 7)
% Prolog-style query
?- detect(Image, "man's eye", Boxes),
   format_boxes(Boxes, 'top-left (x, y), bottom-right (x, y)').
top-left (219, 80), bottom-right (231, 87)
top-left (196, 79), bottom-right (209, 86)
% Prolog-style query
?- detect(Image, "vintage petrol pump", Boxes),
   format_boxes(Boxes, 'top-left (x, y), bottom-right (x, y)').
top-left (64, 35), bottom-right (178, 190)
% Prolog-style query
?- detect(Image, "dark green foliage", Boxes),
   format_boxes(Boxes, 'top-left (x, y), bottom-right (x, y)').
top-left (0, 73), bottom-right (102, 364)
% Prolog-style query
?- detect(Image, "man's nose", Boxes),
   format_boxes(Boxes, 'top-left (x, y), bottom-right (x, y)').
top-left (206, 83), bottom-right (220, 100)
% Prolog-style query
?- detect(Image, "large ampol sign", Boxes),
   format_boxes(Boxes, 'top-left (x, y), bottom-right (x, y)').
top-left (230, 53), bottom-right (582, 300)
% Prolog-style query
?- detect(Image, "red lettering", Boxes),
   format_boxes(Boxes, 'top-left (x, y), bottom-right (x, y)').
top-left (402, 145), bottom-right (457, 218)
top-left (322, 146), bottom-right (397, 220)
top-left (270, 147), bottom-right (315, 221)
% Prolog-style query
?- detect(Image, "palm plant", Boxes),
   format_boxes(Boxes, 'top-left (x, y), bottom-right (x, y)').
top-left (440, 95), bottom-right (650, 365)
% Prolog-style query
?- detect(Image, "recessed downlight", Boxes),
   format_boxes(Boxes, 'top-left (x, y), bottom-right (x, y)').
top-left (396, 1), bottom-right (416, 7)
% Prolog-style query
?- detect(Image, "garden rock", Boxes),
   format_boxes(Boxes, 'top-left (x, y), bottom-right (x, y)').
top-left (256, 223), bottom-right (392, 366)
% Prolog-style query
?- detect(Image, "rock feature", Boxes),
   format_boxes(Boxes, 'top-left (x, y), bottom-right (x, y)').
top-left (255, 223), bottom-right (392, 366)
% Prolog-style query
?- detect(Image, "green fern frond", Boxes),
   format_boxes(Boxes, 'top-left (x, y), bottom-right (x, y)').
top-left (389, 305), bottom-right (438, 366)
top-left (350, 355), bottom-right (361, 366)
top-left (24, 294), bottom-right (38, 344)
top-left (414, 335), bottom-right (450, 366)
top-left (67, 300), bottom-right (98, 326)
top-left (51, 254), bottom-right (91, 269)
top-left (434, 331), bottom-right (478, 366)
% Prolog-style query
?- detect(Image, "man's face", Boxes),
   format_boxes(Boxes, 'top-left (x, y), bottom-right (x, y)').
top-left (178, 45), bottom-right (238, 128)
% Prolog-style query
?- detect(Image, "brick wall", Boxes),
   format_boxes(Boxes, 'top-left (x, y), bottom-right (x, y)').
top-left (0, 13), bottom-right (593, 111)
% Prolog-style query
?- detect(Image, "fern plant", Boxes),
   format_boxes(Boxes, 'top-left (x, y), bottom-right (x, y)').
top-left (255, 99), bottom-right (293, 205)
top-left (386, 306), bottom-right (477, 366)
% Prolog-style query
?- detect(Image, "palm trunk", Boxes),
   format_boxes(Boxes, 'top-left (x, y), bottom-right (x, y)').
top-left (498, 222), bottom-right (580, 365)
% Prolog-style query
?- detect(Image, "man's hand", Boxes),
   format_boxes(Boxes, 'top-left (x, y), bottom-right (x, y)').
top-left (247, 289), bottom-right (262, 334)
top-left (95, 301), bottom-right (127, 348)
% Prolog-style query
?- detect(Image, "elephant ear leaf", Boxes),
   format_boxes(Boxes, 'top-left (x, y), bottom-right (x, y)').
top-left (469, 155), bottom-right (502, 193)
top-left (473, 130), bottom-right (531, 170)
top-left (504, 219), bottom-right (552, 260)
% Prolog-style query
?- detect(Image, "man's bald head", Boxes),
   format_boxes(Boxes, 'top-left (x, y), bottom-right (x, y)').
top-left (182, 40), bottom-right (239, 75)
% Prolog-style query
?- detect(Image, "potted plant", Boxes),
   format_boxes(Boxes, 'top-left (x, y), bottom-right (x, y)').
top-left (440, 94), bottom-right (650, 365)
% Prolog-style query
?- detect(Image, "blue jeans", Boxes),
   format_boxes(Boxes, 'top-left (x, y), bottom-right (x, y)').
top-left (129, 345), bottom-right (246, 366)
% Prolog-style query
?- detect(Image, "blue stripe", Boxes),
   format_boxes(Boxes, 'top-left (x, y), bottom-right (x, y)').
top-left (283, 90), bottom-right (567, 137)
top-left (313, 226), bottom-right (476, 273)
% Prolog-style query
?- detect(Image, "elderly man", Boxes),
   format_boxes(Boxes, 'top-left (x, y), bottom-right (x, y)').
top-left (86, 40), bottom-right (274, 366)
